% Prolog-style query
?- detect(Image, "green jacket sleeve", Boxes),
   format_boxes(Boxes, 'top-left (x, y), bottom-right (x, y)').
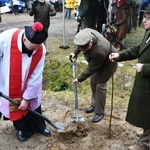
top-left (118, 43), bottom-right (141, 61)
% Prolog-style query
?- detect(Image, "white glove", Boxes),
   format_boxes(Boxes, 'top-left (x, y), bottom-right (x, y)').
top-left (69, 53), bottom-right (76, 58)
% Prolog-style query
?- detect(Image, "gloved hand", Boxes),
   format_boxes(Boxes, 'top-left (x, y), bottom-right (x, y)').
top-left (69, 53), bottom-right (76, 59)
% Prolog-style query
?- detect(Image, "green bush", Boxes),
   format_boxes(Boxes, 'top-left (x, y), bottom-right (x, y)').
top-left (43, 55), bottom-right (89, 93)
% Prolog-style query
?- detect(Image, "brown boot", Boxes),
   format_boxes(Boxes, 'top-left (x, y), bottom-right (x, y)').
top-left (128, 144), bottom-right (149, 150)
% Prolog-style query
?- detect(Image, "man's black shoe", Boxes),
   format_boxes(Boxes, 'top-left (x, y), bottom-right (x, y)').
top-left (17, 131), bottom-right (27, 142)
top-left (92, 114), bottom-right (104, 123)
top-left (41, 128), bottom-right (51, 136)
top-left (85, 105), bottom-right (94, 113)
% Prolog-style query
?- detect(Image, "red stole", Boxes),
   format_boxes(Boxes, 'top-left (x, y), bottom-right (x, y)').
top-left (9, 29), bottom-right (43, 121)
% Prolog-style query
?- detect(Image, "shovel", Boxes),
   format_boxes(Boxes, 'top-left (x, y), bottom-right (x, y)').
top-left (0, 92), bottom-right (66, 131)
top-left (69, 56), bottom-right (84, 122)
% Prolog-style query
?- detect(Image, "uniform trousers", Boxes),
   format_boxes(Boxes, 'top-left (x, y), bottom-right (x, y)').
top-left (91, 83), bottom-right (107, 115)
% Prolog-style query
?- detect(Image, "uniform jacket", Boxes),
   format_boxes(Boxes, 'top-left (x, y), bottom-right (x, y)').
top-left (73, 28), bottom-right (117, 84)
top-left (29, 0), bottom-right (56, 32)
top-left (118, 30), bottom-right (150, 128)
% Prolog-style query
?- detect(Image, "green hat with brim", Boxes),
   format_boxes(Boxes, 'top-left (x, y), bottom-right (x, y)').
top-left (74, 28), bottom-right (92, 47)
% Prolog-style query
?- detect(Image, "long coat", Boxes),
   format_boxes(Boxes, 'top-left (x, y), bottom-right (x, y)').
top-left (78, 0), bottom-right (99, 30)
top-left (115, 4), bottom-right (128, 40)
top-left (118, 30), bottom-right (150, 128)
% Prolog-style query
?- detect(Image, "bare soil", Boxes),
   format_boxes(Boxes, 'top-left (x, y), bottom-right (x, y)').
top-left (0, 97), bottom-right (140, 150)
top-left (0, 12), bottom-right (141, 150)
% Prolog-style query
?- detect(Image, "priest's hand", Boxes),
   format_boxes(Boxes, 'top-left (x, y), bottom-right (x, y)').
top-left (18, 99), bottom-right (29, 110)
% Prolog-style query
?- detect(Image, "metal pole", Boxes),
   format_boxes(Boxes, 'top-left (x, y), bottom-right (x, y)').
top-left (62, 0), bottom-right (65, 46)
top-left (69, 57), bottom-right (84, 122)
top-left (59, 0), bottom-right (70, 49)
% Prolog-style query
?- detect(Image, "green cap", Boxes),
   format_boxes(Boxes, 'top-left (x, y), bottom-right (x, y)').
top-left (74, 29), bottom-right (92, 46)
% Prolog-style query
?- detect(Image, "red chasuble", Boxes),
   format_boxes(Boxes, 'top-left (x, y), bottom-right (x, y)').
top-left (9, 29), bottom-right (43, 121)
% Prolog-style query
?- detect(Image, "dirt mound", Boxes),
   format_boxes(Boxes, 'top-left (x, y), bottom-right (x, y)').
top-left (58, 121), bottom-right (90, 139)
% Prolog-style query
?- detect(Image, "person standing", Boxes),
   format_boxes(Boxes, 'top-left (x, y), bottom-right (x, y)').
top-left (111, 0), bottom-right (118, 23)
top-left (65, 0), bottom-right (75, 19)
top-left (77, 0), bottom-right (99, 30)
top-left (115, 0), bottom-right (128, 50)
top-left (26, 0), bottom-right (33, 12)
top-left (29, 0), bottom-right (56, 36)
top-left (109, 5), bottom-right (150, 150)
top-left (138, 0), bottom-right (150, 26)
top-left (74, 0), bottom-right (79, 18)
top-left (55, 0), bottom-right (60, 11)
top-left (0, 2), bottom-right (2, 22)
top-left (70, 28), bottom-right (117, 123)
top-left (97, 0), bottom-right (109, 33)
top-left (131, 0), bottom-right (142, 30)
top-left (12, 0), bottom-right (19, 15)
top-left (0, 22), bottom-right (51, 142)
top-left (127, 0), bottom-right (134, 33)
top-left (59, 0), bottom-right (63, 12)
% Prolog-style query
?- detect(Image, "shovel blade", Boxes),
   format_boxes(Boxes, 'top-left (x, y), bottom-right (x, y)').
top-left (70, 116), bottom-right (84, 122)
top-left (54, 122), bottom-right (67, 132)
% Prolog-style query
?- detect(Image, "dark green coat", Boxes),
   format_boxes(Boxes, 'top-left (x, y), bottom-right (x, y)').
top-left (78, 0), bottom-right (99, 29)
top-left (118, 30), bottom-right (150, 128)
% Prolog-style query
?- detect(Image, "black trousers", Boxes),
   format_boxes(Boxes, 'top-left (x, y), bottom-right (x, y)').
top-left (13, 105), bottom-right (46, 138)
top-left (0, 112), bottom-right (9, 120)
top-left (13, 5), bottom-right (19, 15)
